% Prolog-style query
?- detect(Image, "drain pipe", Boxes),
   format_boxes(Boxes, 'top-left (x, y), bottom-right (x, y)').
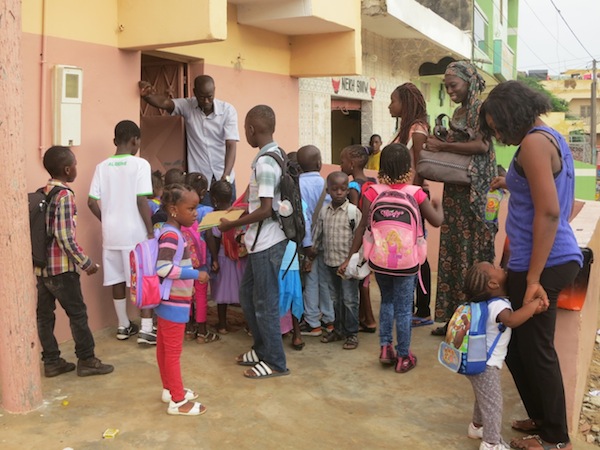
top-left (38, 0), bottom-right (47, 158)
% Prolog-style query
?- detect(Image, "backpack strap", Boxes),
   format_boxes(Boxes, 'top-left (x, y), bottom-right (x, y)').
top-left (347, 203), bottom-right (358, 231)
top-left (158, 224), bottom-right (186, 300)
top-left (311, 185), bottom-right (327, 234)
top-left (251, 149), bottom-right (285, 252)
top-left (45, 186), bottom-right (73, 240)
top-left (485, 297), bottom-right (509, 359)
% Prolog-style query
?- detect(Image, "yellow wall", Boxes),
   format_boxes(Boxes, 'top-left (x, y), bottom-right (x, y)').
top-left (291, 30), bottom-right (361, 77)
top-left (23, 0), bottom-right (120, 46)
top-left (159, 4), bottom-right (292, 75)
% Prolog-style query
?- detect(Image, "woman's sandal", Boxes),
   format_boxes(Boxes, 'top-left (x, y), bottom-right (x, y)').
top-left (196, 331), bottom-right (220, 344)
top-left (509, 434), bottom-right (571, 450)
top-left (291, 336), bottom-right (305, 351)
top-left (511, 418), bottom-right (540, 433)
top-left (167, 399), bottom-right (207, 416)
top-left (320, 330), bottom-right (343, 343)
top-left (161, 387), bottom-right (198, 403)
top-left (342, 335), bottom-right (359, 350)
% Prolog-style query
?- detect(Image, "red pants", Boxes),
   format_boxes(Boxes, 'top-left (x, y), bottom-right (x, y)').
top-left (193, 280), bottom-right (208, 323)
top-left (156, 316), bottom-right (186, 402)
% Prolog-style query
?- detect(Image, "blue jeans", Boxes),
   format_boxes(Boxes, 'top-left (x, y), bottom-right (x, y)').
top-left (36, 272), bottom-right (96, 363)
top-left (326, 266), bottom-right (359, 337)
top-left (375, 273), bottom-right (416, 357)
top-left (302, 253), bottom-right (334, 328)
top-left (239, 239), bottom-right (287, 372)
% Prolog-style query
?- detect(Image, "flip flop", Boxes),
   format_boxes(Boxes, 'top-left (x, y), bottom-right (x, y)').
top-left (411, 317), bottom-right (434, 327)
top-left (358, 322), bottom-right (377, 333)
top-left (511, 418), bottom-right (540, 433)
top-left (509, 434), bottom-right (571, 450)
top-left (243, 361), bottom-right (291, 379)
top-left (236, 349), bottom-right (260, 366)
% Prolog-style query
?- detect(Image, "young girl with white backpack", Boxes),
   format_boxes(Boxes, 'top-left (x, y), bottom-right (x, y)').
top-left (340, 144), bottom-right (443, 373)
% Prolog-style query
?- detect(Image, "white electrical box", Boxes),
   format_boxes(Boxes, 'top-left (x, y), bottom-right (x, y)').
top-left (53, 65), bottom-right (83, 146)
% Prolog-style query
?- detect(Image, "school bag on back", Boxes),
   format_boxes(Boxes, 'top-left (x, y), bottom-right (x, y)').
top-left (253, 149), bottom-right (306, 249)
top-left (129, 224), bottom-right (185, 309)
top-left (181, 221), bottom-right (206, 268)
top-left (437, 298), bottom-right (508, 375)
top-left (362, 184), bottom-right (426, 276)
top-left (28, 186), bottom-right (71, 268)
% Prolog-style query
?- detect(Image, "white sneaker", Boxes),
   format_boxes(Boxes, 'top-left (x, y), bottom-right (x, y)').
top-left (468, 422), bottom-right (484, 439)
top-left (161, 388), bottom-right (199, 403)
top-left (479, 441), bottom-right (510, 450)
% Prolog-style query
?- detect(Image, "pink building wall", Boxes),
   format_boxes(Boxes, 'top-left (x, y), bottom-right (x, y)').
top-left (22, 33), bottom-right (299, 341)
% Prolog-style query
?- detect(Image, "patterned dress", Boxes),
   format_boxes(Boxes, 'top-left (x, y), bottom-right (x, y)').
top-left (434, 105), bottom-right (498, 321)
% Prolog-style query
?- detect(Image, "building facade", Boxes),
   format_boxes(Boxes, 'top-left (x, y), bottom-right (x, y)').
top-left (22, 0), bottom-right (517, 337)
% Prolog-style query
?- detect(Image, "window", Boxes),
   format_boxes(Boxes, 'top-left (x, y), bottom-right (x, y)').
top-left (581, 105), bottom-right (591, 118)
top-left (474, 8), bottom-right (489, 52)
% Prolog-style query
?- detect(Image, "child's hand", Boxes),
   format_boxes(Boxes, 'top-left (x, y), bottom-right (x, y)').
top-left (218, 218), bottom-right (233, 232)
top-left (532, 297), bottom-right (549, 315)
top-left (85, 263), bottom-right (100, 276)
top-left (211, 260), bottom-right (220, 273)
top-left (337, 259), bottom-right (350, 277)
top-left (491, 176), bottom-right (507, 190)
top-left (302, 259), bottom-right (313, 273)
top-left (198, 271), bottom-right (209, 283)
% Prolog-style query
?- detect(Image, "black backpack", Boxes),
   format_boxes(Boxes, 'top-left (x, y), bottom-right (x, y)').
top-left (252, 149), bottom-right (306, 262)
top-left (28, 186), bottom-right (69, 268)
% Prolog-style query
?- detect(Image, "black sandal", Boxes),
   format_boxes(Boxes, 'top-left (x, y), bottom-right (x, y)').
top-left (431, 323), bottom-right (448, 336)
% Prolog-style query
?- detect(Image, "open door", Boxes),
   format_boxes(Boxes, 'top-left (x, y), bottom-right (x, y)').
top-left (140, 55), bottom-right (187, 172)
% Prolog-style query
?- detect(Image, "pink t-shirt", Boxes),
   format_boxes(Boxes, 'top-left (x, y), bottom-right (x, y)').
top-left (364, 184), bottom-right (427, 205)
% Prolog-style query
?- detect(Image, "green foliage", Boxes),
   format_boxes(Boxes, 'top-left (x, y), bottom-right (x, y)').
top-left (517, 75), bottom-right (570, 112)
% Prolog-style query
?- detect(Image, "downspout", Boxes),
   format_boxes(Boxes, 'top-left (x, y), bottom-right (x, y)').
top-left (38, 0), bottom-right (47, 158)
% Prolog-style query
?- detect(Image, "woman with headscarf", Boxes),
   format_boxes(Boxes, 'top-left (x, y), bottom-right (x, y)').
top-left (425, 61), bottom-right (497, 335)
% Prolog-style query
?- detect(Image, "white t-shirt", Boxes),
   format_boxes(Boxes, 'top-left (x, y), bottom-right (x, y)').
top-left (243, 143), bottom-right (286, 254)
top-left (89, 154), bottom-right (153, 249)
top-left (486, 297), bottom-right (513, 369)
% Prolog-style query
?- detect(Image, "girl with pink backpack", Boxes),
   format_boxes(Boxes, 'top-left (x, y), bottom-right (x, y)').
top-left (340, 144), bottom-right (443, 373)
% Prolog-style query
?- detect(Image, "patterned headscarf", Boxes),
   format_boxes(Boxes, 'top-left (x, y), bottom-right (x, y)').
top-left (445, 61), bottom-right (485, 130)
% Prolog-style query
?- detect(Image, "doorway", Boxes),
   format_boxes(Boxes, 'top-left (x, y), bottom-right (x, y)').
top-left (139, 54), bottom-right (187, 172)
top-left (331, 99), bottom-right (362, 165)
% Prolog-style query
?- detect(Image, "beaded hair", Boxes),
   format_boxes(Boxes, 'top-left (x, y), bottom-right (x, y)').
top-left (377, 143), bottom-right (412, 185)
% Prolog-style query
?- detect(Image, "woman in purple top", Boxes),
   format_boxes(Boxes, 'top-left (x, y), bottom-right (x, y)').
top-left (480, 80), bottom-right (583, 450)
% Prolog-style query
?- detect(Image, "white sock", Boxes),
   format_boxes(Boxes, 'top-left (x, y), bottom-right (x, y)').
top-left (141, 317), bottom-right (153, 333)
top-left (113, 298), bottom-right (130, 328)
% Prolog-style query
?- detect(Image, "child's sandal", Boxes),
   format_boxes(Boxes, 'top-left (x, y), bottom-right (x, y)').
top-left (196, 331), bottom-right (220, 344)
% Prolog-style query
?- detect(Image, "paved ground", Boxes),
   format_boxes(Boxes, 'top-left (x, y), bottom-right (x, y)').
top-left (0, 284), bottom-right (595, 450)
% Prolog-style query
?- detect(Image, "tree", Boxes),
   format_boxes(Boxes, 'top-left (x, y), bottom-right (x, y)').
top-left (517, 74), bottom-right (570, 112)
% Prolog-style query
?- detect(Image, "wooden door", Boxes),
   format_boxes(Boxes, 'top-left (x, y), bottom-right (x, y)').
top-left (140, 55), bottom-right (187, 172)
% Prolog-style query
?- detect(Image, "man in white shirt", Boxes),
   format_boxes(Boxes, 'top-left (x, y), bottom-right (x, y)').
top-left (139, 75), bottom-right (239, 203)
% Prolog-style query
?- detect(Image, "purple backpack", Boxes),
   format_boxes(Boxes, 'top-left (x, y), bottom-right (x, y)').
top-left (129, 224), bottom-right (185, 309)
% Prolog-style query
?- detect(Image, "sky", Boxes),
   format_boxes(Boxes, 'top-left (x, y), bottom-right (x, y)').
top-left (516, 0), bottom-right (600, 75)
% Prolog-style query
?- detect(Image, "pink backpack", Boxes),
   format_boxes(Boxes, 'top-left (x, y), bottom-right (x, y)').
top-left (181, 221), bottom-right (206, 269)
top-left (363, 184), bottom-right (427, 280)
top-left (129, 224), bottom-right (185, 309)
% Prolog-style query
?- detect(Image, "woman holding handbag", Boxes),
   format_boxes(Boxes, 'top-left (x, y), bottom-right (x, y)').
top-left (423, 61), bottom-right (498, 336)
top-left (387, 82), bottom-right (434, 327)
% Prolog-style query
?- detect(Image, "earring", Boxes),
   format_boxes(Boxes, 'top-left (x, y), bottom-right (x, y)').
top-left (171, 212), bottom-right (177, 218)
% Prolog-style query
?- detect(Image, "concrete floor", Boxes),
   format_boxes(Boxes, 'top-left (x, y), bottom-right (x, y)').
top-left (0, 286), bottom-right (596, 450)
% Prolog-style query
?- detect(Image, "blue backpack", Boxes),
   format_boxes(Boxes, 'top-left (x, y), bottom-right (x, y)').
top-left (437, 297), bottom-right (508, 375)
